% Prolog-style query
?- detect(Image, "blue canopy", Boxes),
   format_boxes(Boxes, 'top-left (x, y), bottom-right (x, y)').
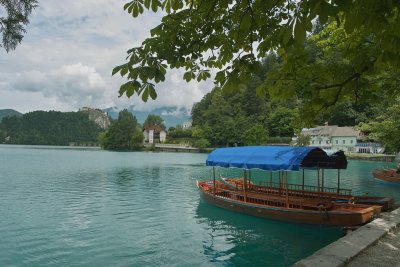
top-left (206, 146), bottom-right (346, 171)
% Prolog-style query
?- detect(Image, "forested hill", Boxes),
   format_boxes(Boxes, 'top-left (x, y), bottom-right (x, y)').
top-left (0, 109), bottom-right (22, 122)
top-left (0, 111), bottom-right (102, 146)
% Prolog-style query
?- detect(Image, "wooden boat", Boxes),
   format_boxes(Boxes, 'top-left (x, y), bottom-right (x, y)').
top-left (197, 180), bottom-right (380, 226)
top-left (220, 176), bottom-right (394, 211)
top-left (373, 169), bottom-right (400, 183)
top-left (198, 146), bottom-right (382, 226)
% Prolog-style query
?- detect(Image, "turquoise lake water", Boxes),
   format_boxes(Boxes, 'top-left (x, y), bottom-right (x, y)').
top-left (1, 145), bottom-right (399, 266)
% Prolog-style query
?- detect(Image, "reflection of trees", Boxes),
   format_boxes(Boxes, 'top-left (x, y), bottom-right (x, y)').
top-left (195, 201), bottom-right (341, 266)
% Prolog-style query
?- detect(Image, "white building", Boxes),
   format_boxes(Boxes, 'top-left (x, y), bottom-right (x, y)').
top-left (182, 120), bottom-right (192, 129)
top-left (297, 125), bottom-right (360, 152)
top-left (354, 142), bottom-right (385, 154)
top-left (143, 125), bottom-right (166, 144)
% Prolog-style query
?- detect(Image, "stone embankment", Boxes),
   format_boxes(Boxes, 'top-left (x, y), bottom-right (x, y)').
top-left (346, 154), bottom-right (396, 162)
top-left (294, 208), bottom-right (400, 267)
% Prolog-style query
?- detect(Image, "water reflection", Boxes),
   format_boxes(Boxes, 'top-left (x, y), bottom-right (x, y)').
top-left (195, 201), bottom-right (341, 266)
top-left (114, 168), bottom-right (136, 186)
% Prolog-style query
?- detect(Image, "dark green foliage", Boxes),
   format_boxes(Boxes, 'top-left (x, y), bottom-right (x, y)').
top-left (294, 134), bottom-right (311, 147)
top-left (115, 0), bottom-right (400, 110)
top-left (0, 0), bottom-right (38, 51)
top-left (131, 126), bottom-right (145, 150)
top-left (0, 109), bottom-right (22, 122)
top-left (0, 110), bottom-right (102, 145)
top-left (168, 125), bottom-right (192, 139)
top-left (100, 109), bottom-right (143, 150)
top-left (191, 63), bottom-right (296, 147)
top-left (358, 99), bottom-right (400, 153)
top-left (242, 124), bottom-right (269, 146)
top-left (267, 107), bottom-right (298, 137)
top-left (143, 114), bottom-right (165, 130)
top-left (192, 138), bottom-right (210, 149)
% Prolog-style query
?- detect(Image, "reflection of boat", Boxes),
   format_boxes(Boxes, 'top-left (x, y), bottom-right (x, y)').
top-left (373, 169), bottom-right (400, 183)
top-left (220, 176), bottom-right (394, 211)
top-left (196, 146), bottom-right (382, 227)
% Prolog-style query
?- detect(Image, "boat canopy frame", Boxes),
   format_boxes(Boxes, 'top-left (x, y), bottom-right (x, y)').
top-left (206, 146), bottom-right (347, 172)
top-left (206, 146), bottom-right (348, 199)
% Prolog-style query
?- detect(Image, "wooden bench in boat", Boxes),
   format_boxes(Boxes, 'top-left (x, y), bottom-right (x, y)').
top-left (221, 178), bottom-right (355, 203)
top-left (214, 186), bottom-right (334, 211)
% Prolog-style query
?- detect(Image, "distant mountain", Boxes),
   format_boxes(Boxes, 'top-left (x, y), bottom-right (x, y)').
top-left (103, 106), bottom-right (191, 128)
top-left (0, 109), bottom-right (22, 122)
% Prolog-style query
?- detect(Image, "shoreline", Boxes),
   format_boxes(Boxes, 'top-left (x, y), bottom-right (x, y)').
top-left (294, 208), bottom-right (400, 267)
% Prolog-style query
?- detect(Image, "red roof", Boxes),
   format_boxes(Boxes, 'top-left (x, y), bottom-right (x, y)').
top-left (143, 125), bottom-right (163, 132)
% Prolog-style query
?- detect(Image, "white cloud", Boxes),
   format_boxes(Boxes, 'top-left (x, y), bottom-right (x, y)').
top-left (0, 0), bottom-right (213, 113)
top-left (9, 63), bottom-right (112, 110)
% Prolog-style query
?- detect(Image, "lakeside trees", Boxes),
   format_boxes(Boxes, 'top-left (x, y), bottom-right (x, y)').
top-left (99, 109), bottom-right (143, 150)
top-left (358, 100), bottom-right (400, 153)
top-left (190, 66), bottom-right (295, 147)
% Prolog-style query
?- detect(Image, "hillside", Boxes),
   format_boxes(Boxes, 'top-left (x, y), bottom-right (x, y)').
top-left (0, 109), bottom-right (22, 122)
top-left (103, 106), bottom-right (191, 128)
top-left (0, 110), bottom-right (102, 145)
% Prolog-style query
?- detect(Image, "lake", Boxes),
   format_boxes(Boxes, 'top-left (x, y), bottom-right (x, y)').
top-left (1, 145), bottom-right (399, 266)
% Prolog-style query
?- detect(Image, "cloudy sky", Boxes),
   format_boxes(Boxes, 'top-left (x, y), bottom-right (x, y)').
top-left (0, 0), bottom-right (213, 113)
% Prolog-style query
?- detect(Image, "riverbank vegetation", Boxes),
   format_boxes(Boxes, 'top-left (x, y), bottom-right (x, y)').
top-left (98, 109), bottom-right (143, 151)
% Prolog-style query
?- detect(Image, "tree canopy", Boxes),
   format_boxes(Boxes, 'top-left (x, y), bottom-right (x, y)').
top-left (357, 98), bottom-right (400, 153)
top-left (0, 0), bottom-right (37, 52)
top-left (190, 65), bottom-right (296, 147)
top-left (143, 114), bottom-right (166, 130)
top-left (99, 109), bottom-right (144, 150)
top-left (114, 0), bottom-right (400, 113)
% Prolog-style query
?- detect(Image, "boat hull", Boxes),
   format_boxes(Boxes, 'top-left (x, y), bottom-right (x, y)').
top-left (221, 176), bottom-right (394, 211)
top-left (198, 186), bottom-right (377, 227)
top-left (373, 169), bottom-right (400, 183)
top-left (353, 196), bottom-right (395, 211)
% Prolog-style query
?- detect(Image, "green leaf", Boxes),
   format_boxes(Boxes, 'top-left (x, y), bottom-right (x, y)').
top-left (294, 19), bottom-right (306, 44)
top-left (142, 86), bottom-right (149, 102)
top-left (240, 13), bottom-right (252, 31)
top-left (171, 0), bottom-right (180, 11)
top-left (162, 0), bottom-right (171, 13)
top-left (126, 82), bottom-right (135, 97)
top-left (124, 2), bottom-right (132, 10)
top-left (132, 4), bottom-right (139, 17)
top-left (151, 0), bottom-right (159, 12)
top-left (144, 0), bottom-right (150, 9)
top-left (112, 65), bottom-right (123, 76)
top-left (149, 85), bottom-right (157, 99)
top-left (183, 71), bottom-right (192, 82)
top-left (120, 66), bottom-right (128, 77)
top-left (281, 26), bottom-right (292, 45)
top-left (215, 71), bottom-right (226, 84)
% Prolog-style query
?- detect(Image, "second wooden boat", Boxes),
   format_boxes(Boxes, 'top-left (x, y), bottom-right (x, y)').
top-left (373, 169), bottom-right (400, 183)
